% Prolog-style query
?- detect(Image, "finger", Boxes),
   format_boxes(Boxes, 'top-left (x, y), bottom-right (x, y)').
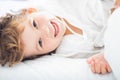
top-left (87, 57), bottom-right (94, 64)
top-left (100, 63), bottom-right (107, 74)
top-left (90, 61), bottom-right (95, 73)
top-left (94, 61), bottom-right (101, 74)
top-left (106, 63), bottom-right (112, 73)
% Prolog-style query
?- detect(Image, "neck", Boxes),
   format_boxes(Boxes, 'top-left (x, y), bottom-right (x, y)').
top-left (63, 18), bottom-right (83, 36)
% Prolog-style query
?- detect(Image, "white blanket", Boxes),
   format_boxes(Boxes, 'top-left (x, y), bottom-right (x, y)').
top-left (0, 0), bottom-right (116, 80)
top-left (104, 7), bottom-right (120, 80)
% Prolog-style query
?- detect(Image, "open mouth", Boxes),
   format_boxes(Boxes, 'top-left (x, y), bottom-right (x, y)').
top-left (50, 21), bottom-right (59, 37)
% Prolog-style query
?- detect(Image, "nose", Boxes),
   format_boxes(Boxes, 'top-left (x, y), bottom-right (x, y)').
top-left (40, 24), bottom-right (53, 38)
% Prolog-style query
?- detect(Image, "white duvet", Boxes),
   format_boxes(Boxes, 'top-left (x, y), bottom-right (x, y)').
top-left (0, 0), bottom-right (116, 80)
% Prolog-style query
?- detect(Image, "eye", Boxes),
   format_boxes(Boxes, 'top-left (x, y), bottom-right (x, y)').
top-left (39, 38), bottom-right (42, 47)
top-left (33, 20), bottom-right (37, 28)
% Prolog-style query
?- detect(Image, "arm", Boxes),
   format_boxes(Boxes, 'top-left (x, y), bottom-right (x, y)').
top-left (86, 0), bottom-right (120, 74)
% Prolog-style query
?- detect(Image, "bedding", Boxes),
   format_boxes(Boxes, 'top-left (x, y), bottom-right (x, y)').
top-left (104, 7), bottom-right (120, 80)
top-left (0, 0), bottom-right (116, 80)
top-left (0, 55), bottom-right (115, 80)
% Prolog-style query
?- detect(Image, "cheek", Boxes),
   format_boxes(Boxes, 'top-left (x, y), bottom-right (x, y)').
top-left (44, 38), bottom-right (62, 51)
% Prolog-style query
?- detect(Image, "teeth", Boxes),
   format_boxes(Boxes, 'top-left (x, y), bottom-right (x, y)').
top-left (50, 21), bottom-right (57, 37)
top-left (52, 23), bottom-right (56, 27)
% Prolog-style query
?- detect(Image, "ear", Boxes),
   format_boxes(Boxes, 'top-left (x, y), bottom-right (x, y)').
top-left (20, 8), bottom-right (38, 15)
top-left (27, 8), bottom-right (38, 14)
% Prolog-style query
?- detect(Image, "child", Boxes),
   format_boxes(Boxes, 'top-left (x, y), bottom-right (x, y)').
top-left (0, 8), bottom-right (83, 66)
top-left (0, 0), bottom-right (114, 74)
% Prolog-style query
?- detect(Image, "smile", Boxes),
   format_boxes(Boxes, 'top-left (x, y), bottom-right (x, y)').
top-left (50, 21), bottom-right (59, 37)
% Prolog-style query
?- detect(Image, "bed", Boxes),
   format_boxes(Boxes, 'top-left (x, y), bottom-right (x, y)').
top-left (0, 0), bottom-right (117, 80)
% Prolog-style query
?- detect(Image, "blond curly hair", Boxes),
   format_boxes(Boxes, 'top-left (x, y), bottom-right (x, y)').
top-left (0, 10), bottom-right (27, 67)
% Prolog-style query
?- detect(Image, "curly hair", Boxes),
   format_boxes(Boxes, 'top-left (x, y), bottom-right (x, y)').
top-left (0, 10), bottom-right (27, 67)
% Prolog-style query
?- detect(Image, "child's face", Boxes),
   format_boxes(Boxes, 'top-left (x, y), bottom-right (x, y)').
top-left (19, 11), bottom-right (66, 57)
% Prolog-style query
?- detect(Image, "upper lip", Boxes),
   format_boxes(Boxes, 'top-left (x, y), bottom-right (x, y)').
top-left (50, 20), bottom-right (59, 37)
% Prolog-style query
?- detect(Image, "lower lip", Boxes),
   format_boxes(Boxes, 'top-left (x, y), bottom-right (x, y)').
top-left (51, 21), bottom-right (59, 37)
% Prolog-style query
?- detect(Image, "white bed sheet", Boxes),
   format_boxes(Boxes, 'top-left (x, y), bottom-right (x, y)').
top-left (0, 55), bottom-right (115, 80)
top-left (0, 0), bottom-right (116, 80)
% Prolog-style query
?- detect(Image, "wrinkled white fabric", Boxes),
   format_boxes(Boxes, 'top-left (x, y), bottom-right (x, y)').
top-left (55, 0), bottom-right (109, 58)
top-left (104, 7), bottom-right (120, 80)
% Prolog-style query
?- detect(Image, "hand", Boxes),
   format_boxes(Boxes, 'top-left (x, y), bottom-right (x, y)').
top-left (87, 53), bottom-right (112, 74)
